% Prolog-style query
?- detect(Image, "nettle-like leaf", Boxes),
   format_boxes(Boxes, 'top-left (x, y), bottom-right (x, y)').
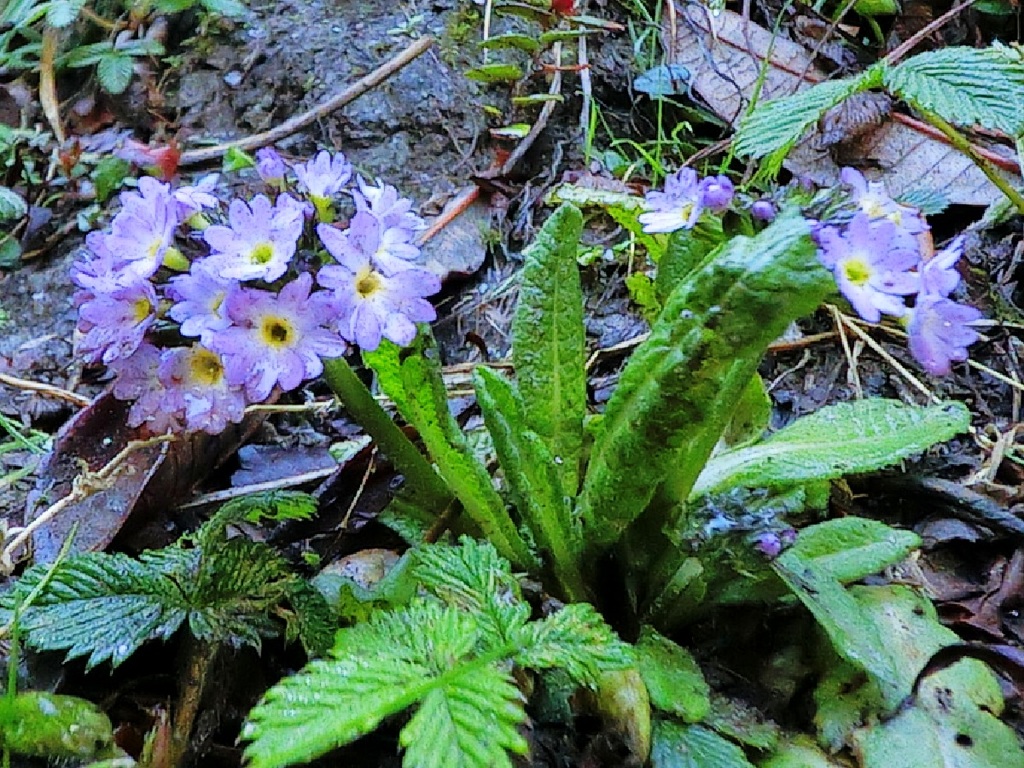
top-left (414, 537), bottom-right (531, 647)
top-left (884, 45), bottom-right (1024, 137)
top-left (651, 720), bottom-right (756, 768)
top-left (201, 490), bottom-right (317, 539)
top-left (44, 0), bottom-right (85, 27)
top-left (244, 540), bottom-right (629, 768)
top-left (690, 399), bottom-right (971, 499)
top-left (511, 202), bottom-right (587, 495)
top-left (1, 520), bottom-right (329, 668)
top-left (0, 550), bottom-right (193, 669)
top-left (511, 602), bottom-right (632, 687)
top-left (242, 599), bottom-right (526, 768)
top-left (576, 211), bottom-right (833, 550)
top-left (734, 69), bottom-right (881, 166)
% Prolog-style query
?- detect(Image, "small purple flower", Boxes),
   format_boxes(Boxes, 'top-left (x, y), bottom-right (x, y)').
top-left (920, 237), bottom-right (963, 297)
top-left (211, 273), bottom-right (346, 402)
top-left (72, 238), bottom-right (132, 296)
top-left (159, 344), bottom-right (248, 434)
top-left (318, 217), bottom-right (439, 350)
top-left (907, 293), bottom-right (982, 376)
top-left (353, 178), bottom-right (425, 236)
top-left (816, 213), bottom-right (920, 322)
top-left (699, 175), bottom-right (734, 214)
top-left (168, 260), bottom-right (239, 343)
top-left (256, 147), bottom-right (287, 186)
top-left (173, 174), bottom-right (220, 220)
top-left (76, 279), bottom-right (159, 364)
top-left (109, 343), bottom-right (181, 434)
top-left (203, 194), bottom-right (302, 282)
top-left (639, 168), bottom-right (704, 234)
top-left (841, 167), bottom-right (927, 249)
top-left (95, 177), bottom-right (179, 278)
top-left (751, 200), bottom-right (776, 222)
top-left (294, 150), bottom-right (352, 201)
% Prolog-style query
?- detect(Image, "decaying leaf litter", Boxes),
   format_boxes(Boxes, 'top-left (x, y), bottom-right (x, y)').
top-left (0, 0), bottom-right (1023, 765)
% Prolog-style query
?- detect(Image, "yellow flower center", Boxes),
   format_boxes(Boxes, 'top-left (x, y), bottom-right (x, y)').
top-left (250, 242), bottom-right (275, 265)
top-left (260, 315), bottom-right (294, 348)
top-left (132, 297), bottom-right (152, 324)
top-left (189, 349), bottom-right (225, 387)
top-left (842, 258), bottom-right (871, 286)
top-left (355, 266), bottom-right (382, 299)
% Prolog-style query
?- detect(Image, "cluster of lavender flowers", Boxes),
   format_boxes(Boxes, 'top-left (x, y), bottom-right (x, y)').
top-left (72, 149), bottom-right (440, 435)
top-left (815, 168), bottom-right (981, 376)
top-left (639, 166), bottom-right (982, 376)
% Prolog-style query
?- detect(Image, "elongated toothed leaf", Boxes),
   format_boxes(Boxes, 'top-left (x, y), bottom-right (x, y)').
top-left (690, 399), bottom-right (970, 499)
top-left (473, 367), bottom-right (585, 600)
top-left (512, 202), bottom-right (587, 495)
top-left (576, 210), bottom-right (833, 551)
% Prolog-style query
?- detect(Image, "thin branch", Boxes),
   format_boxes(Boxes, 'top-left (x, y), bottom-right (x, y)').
top-left (178, 36), bottom-right (435, 166)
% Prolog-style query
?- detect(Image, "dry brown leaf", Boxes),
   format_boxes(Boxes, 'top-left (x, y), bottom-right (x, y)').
top-left (24, 392), bottom-right (266, 563)
top-left (669, 5), bottom-right (1022, 205)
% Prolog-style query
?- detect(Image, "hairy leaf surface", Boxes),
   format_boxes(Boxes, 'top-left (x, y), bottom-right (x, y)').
top-left (735, 70), bottom-right (879, 161)
top-left (691, 399), bottom-right (970, 499)
top-left (511, 202), bottom-right (587, 495)
top-left (576, 211), bottom-right (833, 550)
top-left (473, 367), bottom-right (584, 599)
top-left (0, 551), bottom-right (193, 669)
top-left (367, 341), bottom-right (536, 568)
top-left (884, 46), bottom-right (1024, 137)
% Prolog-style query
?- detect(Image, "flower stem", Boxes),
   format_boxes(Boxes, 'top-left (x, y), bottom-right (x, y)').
top-left (322, 356), bottom-right (453, 512)
top-left (917, 107), bottom-right (1024, 215)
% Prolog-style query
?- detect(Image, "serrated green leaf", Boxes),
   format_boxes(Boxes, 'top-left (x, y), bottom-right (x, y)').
top-left (735, 70), bottom-right (879, 159)
top-left (189, 537), bottom-right (293, 649)
top-left (415, 538), bottom-right (530, 648)
top-left (478, 33), bottom-right (540, 54)
top-left (366, 339), bottom-right (536, 568)
top-left (576, 211), bottom-right (833, 551)
top-left (44, 0), bottom-right (84, 27)
top-left (400, 663), bottom-right (528, 768)
top-left (97, 52), bottom-right (133, 94)
top-left (511, 202), bottom-right (587, 495)
top-left (884, 46), bottom-right (1024, 137)
top-left (691, 399), bottom-right (970, 499)
top-left (759, 735), bottom-right (843, 767)
top-left (283, 579), bottom-right (335, 657)
top-left (0, 185), bottom-right (27, 221)
top-left (513, 603), bottom-right (631, 687)
top-left (0, 692), bottom-right (115, 759)
top-left (0, 551), bottom-right (193, 669)
top-left (651, 720), bottom-right (756, 768)
top-left (202, 490), bottom-right (317, 540)
top-left (636, 628), bottom-right (711, 722)
top-left (465, 63), bottom-right (524, 84)
top-left (242, 600), bottom-right (484, 768)
top-left (472, 368), bottom-right (586, 600)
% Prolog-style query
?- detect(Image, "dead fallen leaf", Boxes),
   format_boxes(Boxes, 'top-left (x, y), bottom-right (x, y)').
top-left (669, 5), bottom-right (1022, 205)
top-left (24, 391), bottom-right (265, 563)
